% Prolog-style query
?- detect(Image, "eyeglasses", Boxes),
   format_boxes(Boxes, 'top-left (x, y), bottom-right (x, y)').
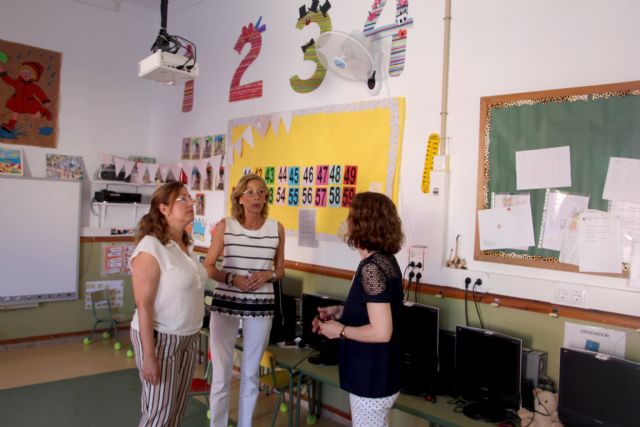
top-left (242, 189), bottom-right (268, 197)
top-left (175, 195), bottom-right (196, 204)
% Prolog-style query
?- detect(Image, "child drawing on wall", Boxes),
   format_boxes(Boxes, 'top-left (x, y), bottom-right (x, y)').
top-left (0, 61), bottom-right (52, 133)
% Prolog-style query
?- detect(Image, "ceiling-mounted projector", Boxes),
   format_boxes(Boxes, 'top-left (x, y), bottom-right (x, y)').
top-left (138, 51), bottom-right (198, 84)
top-left (139, 0), bottom-right (198, 85)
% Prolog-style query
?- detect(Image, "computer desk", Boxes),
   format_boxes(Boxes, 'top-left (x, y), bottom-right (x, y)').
top-left (294, 356), bottom-right (496, 427)
top-left (236, 341), bottom-right (496, 427)
top-left (235, 340), bottom-right (313, 427)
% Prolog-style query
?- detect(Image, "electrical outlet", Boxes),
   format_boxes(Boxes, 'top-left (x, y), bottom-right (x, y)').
top-left (465, 271), bottom-right (489, 293)
top-left (553, 282), bottom-right (587, 307)
top-left (408, 245), bottom-right (427, 274)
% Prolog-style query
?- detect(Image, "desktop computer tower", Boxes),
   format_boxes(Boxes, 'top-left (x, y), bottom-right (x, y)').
top-left (521, 348), bottom-right (548, 411)
top-left (522, 348), bottom-right (548, 386)
top-left (269, 283), bottom-right (298, 344)
top-left (437, 329), bottom-right (457, 395)
top-left (398, 304), bottom-right (440, 396)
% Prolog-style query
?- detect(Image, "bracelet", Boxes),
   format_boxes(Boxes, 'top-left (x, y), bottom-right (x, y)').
top-left (271, 271), bottom-right (277, 282)
top-left (225, 272), bottom-right (236, 286)
top-left (339, 326), bottom-right (348, 340)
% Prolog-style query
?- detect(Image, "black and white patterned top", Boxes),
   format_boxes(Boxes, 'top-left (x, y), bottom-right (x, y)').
top-left (210, 217), bottom-right (278, 318)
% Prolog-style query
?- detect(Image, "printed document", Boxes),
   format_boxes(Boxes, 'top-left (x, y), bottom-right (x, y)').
top-left (578, 211), bottom-right (622, 273)
top-left (515, 146), bottom-right (571, 190)
top-left (602, 157), bottom-right (640, 203)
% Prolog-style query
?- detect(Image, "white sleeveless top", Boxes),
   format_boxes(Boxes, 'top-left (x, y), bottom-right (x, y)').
top-left (210, 217), bottom-right (278, 318)
top-left (129, 235), bottom-right (207, 335)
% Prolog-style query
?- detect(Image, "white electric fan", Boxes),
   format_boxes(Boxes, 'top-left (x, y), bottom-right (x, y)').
top-left (316, 30), bottom-right (384, 95)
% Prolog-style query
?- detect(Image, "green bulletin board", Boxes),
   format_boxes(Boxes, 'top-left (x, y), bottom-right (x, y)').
top-left (474, 81), bottom-right (640, 274)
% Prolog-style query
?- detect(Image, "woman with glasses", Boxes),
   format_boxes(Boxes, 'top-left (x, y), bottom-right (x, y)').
top-left (313, 192), bottom-right (404, 427)
top-left (129, 181), bottom-right (207, 427)
top-left (204, 173), bottom-right (285, 427)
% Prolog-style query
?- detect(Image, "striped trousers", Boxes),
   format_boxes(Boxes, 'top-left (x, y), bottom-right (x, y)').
top-left (130, 328), bottom-right (199, 427)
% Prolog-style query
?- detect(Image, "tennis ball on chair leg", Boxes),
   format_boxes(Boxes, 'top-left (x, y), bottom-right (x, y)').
top-left (280, 403), bottom-right (288, 412)
top-left (126, 349), bottom-right (134, 358)
top-left (83, 337), bottom-right (91, 345)
top-left (114, 342), bottom-right (122, 350)
top-left (102, 331), bottom-right (111, 339)
top-left (306, 414), bottom-right (317, 425)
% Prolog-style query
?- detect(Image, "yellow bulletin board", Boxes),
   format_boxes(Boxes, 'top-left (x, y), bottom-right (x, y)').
top-left (226, 98), bottom-right (405, 242)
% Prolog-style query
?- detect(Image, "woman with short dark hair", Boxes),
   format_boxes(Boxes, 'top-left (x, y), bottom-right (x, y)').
top-left (314, 191), bottom-right (404, 427)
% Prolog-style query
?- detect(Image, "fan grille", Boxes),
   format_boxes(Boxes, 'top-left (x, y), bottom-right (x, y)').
top-left (316, 31), bottom-right (374, 82)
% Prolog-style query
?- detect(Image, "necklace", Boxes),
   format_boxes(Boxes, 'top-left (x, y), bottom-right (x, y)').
top-left (242, 218), bottom-right (265, 230)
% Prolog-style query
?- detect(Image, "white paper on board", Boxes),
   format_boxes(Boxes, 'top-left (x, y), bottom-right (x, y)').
top-left (515, 146), bottom-right (571, 190)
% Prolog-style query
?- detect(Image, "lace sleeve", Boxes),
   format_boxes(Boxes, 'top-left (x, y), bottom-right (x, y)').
top-left (360, 262), bottom-right (387, 296)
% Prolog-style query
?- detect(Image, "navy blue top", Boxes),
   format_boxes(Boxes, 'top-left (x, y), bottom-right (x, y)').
top-left (338, 252), bottom-right (403, 398)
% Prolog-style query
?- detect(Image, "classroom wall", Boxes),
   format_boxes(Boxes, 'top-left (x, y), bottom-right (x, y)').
top-left (142, 0), bottom-right (640, 315)
top-left (2, 3), bottom-right (640, 422)
top-left (0, 0), bottom-right (168, 231)
top-left (3, 0), bottom-right (638, 315)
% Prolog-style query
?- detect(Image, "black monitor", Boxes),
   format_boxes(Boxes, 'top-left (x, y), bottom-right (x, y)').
top-left (398, 302), bottom-right (439, 396)
top-left (300, 293), bottom-right (344, 365)
top-left (455, 326), bottom-right (522, 423)
top-left (558, 347), bottom-right (640, 427)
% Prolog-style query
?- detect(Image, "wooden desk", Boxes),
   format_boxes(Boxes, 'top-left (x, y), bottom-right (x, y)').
top-left (294, 358), bottom-right (495, 427)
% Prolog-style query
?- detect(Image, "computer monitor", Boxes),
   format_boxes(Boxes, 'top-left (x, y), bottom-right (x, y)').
top-left (398, 302), bottom-right (439, 396)
top-left (455, 326), bottom-right (522, 423)
top-left (300, 293), bottom-right (344, 365)
top-left (558, 347), bottom-right (640, 427)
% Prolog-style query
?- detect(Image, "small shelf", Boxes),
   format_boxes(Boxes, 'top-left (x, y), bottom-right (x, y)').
top-left (91, 201), bottom-right (150, 208)
top-left (91, 180), bottom-right (158, 188)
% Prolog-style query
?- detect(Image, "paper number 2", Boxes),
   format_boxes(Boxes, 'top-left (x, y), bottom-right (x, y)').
top-left (229, 18), bottom-right (266, 102)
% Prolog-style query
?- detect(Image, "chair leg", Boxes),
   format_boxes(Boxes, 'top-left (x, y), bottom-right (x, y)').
top-left (271, 392), bottom-right (282, 427)
top-left (112, 321), bottom-right (119, 343)
top-left (86, 320), bottom-right (100, 343)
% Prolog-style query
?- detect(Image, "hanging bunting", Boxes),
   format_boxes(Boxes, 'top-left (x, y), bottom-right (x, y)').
top-left (271, 114), bottom-right (281, 135)
top-left (122, 159), bottom-right (136, 178)
top-left (145, 163), bottom-right (159, 182)
top-left (114, 156), bottom-right (126, 175)
top-left (252, 115), bottom-right (271, 138)
top-left (100, 151), bottom-right (114, 165)
top-left (281, 111), bottom-right (293, 133)
top-left (242, 126), bottom-right (254, 148)
top-left (158, 163), bottom-right (171, 182)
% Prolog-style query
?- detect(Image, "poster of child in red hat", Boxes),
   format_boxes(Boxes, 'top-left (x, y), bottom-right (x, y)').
top-left (0, 39), bottom-right (61, 148)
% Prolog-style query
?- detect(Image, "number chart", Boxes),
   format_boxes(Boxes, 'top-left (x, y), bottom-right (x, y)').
top-left (227, 98), bottom-right (406, 241)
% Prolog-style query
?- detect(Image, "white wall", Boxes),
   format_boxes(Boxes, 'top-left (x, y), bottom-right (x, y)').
top-left (0, 0), bottom-right (158, 226)
top-left (4, 0), bottom-right (640, 316)
top-left (151, 0), bottom-right (640, 316)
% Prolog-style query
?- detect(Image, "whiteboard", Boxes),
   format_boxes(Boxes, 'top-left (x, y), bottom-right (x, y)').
top-left (0, 177), bottom-right (81, 304)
